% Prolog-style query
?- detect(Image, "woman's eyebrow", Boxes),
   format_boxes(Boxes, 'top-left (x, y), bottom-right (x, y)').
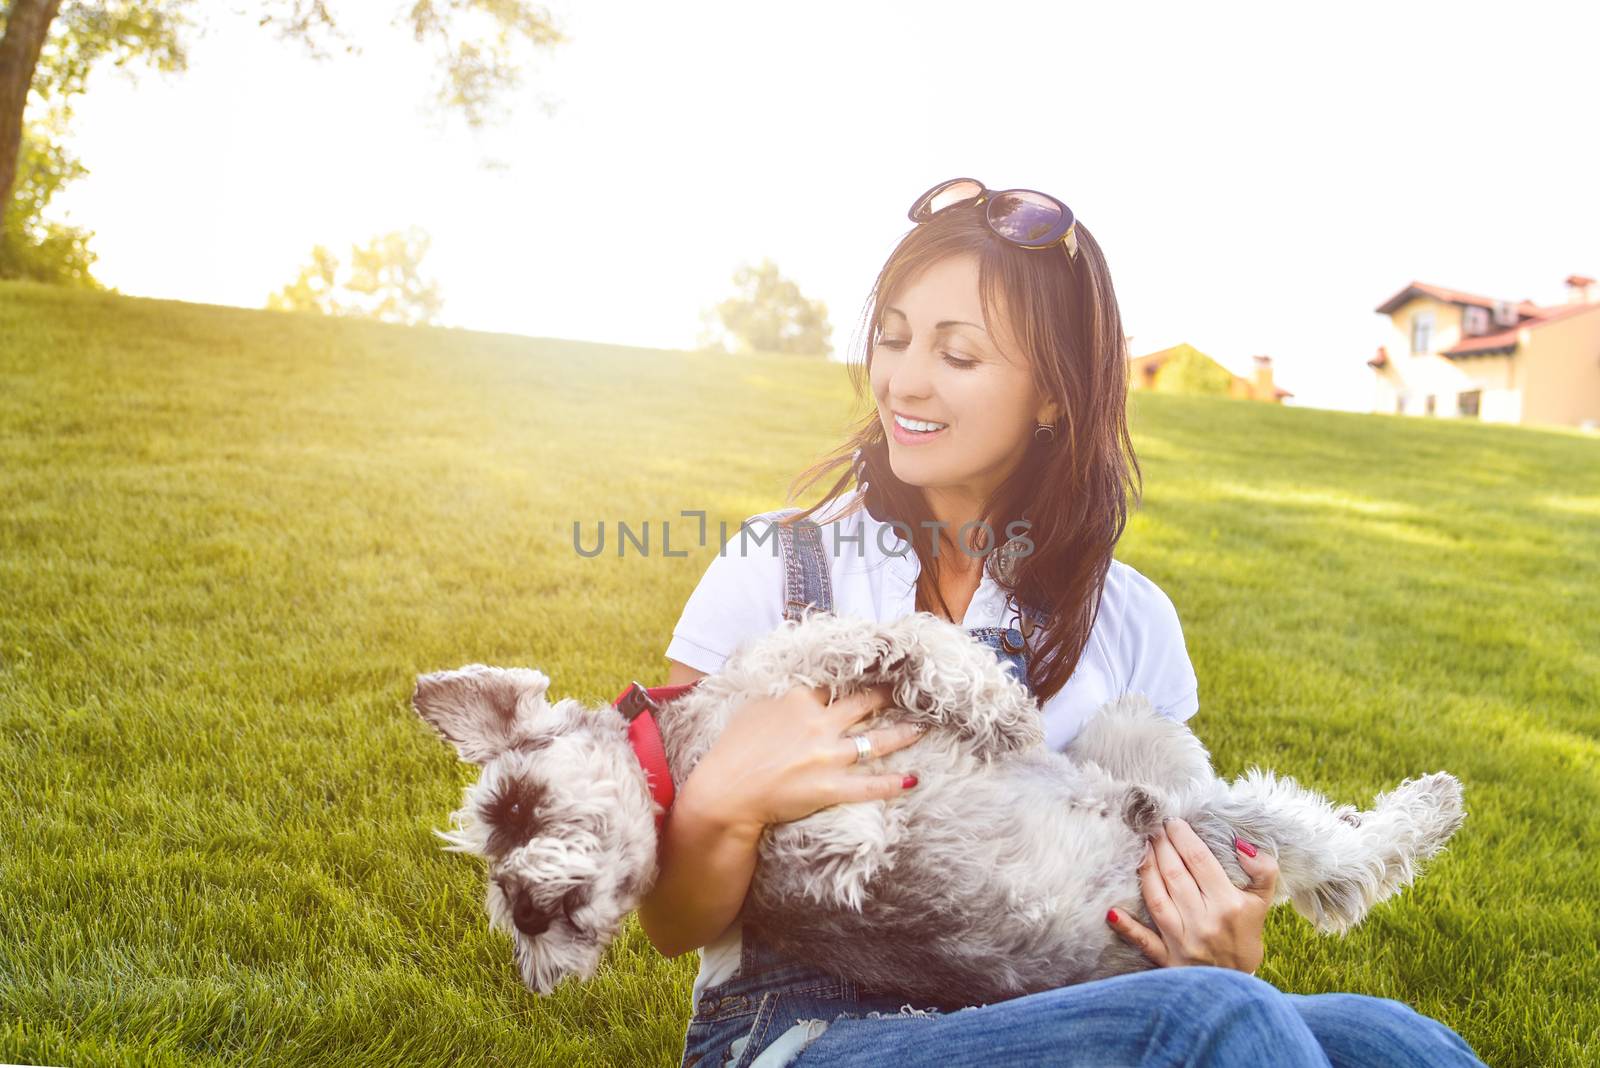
top-left (882, 306), bottom-right (989, 336)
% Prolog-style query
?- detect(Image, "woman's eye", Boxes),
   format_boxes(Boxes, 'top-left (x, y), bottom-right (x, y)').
top-left (876, 338), bottom-right (977, 369)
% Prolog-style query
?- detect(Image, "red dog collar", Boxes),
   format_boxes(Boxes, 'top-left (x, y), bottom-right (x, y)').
top-left (612, 680), bottom-right (701, 833)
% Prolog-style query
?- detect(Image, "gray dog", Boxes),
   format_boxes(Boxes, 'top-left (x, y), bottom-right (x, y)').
top-left (411, 611), bottom-right (1465, 1004)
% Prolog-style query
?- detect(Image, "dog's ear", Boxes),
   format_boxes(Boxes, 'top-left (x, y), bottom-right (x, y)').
top-left (412, 664), bottom-right (552, 765)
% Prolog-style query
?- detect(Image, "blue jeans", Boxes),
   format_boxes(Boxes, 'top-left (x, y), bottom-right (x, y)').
top-left (679, 929), bottom-right (1487, 1068)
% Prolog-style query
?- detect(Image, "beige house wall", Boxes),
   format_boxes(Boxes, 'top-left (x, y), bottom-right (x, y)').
top-left (1520, 305), bottom-right (1600, 428)
top-left (1377, 297), bottom-right (1524, 421)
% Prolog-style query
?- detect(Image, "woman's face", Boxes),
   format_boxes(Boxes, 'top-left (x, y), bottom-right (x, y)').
top-left (869, 254), bottom-right (1056, 507)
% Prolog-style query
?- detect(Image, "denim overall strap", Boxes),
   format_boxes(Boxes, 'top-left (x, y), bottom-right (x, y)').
top-left (738, 507), bottom-right (842, 979)
top-left (961, 593), bottom-right (1044, 696)
top-left (677, 514), bottom-right (865, 1065)
top-left (679, 518), bottom-right (1050, 1067)
top-left (774, 510), bottom-right (834, 622)
top-left (965, 625), bottom-right (1035, 695)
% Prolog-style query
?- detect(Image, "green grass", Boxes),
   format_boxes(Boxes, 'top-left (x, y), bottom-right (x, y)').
top-left (1, 277), bottom-right (1596, 1066)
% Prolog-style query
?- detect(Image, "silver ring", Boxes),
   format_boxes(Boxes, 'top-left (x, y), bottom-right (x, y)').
top-left (851, 733), bottom-right (875, 764)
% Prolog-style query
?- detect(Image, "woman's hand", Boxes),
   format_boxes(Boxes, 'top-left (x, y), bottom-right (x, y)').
top-left (1105, 818), bottom-right (1280, 974)
top-left (677, 683), bottom-right (925, 843)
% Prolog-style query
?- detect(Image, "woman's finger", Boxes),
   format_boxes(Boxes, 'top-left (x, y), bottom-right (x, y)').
top-left (830, 769), bottom-right (918, 805)
top-left (1137, 837), bottom-right (1183, 943)
top-left (1232, 836), bottom-right (1280, 904)
top-left (824, 682), bottom-right (895, 726)
top-left (1163, 818), bottom-right (1237, 903)
top-left (838, 721), bottom-right (926, 765)
top-left (1149, 825), bottom-right (1206, 920)
top-left (1106, 905), bottom-right (1169, 967)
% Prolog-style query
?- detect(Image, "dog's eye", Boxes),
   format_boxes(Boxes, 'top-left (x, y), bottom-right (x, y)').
top-left (560, 888), bottom-right (587, 927)
top-left (484, 778), bottom-right (549, 855)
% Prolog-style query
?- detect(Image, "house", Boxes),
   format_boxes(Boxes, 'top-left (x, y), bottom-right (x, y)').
top-left (1128, 343), bottom-right (1293, 402)
top-left (1369, 274), bottom-right (1600, 428)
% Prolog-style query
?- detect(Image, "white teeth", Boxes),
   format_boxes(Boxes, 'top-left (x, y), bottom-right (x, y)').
top-left (894, 414), bottom-right (948, 433)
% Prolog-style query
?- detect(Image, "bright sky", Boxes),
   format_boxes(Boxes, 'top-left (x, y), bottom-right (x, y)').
top-left (50, 0), bottom-right (1599, 412)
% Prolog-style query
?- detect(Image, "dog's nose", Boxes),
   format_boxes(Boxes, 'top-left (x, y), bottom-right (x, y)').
top-left (510, 890), bottom-right (554, 937)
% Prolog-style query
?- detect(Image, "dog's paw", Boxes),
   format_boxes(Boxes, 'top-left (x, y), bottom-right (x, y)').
top-left (1120, 785), bottom-right (1165, 836)
top-left (1379, 771), bottom-right (1465, 857)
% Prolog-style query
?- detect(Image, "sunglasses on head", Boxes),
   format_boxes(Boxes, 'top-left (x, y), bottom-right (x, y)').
top-left (908, 177), bottom-right (1079, 260)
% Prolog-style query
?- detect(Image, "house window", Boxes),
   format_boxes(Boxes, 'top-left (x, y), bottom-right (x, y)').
top-left (1463, 306), bottom-right (1489, 336)
top-left (1459, 389), bottom-right (1482, 417)
top-left (1425, 394), bottom-right (1436, 415)
top-left (1411, 310), bottom-right (1434, 354)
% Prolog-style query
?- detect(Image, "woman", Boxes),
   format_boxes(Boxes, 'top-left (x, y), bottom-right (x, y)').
top-left (638, 179), bottom-right (1486, 1067)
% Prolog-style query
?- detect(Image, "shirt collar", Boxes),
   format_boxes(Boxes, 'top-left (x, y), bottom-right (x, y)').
top-left (852, 493), bottom-right (1017, 627)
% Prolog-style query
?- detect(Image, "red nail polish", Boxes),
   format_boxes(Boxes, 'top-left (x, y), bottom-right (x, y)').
top-left (1107, 908), bottom-right (1119, 924)
top-left (902, 774), bottom-right (918, 789)
top-left (1234, 837), bottom-right (1257, 857)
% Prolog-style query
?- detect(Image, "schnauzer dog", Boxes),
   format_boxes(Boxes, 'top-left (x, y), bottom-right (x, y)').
top-left (411, 611), bottom-right (1465, 1004)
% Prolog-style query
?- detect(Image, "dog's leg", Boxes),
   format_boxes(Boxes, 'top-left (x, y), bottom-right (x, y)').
top-left (744, 799), bottom-right (903, 917)
top-left (880, 613), bottom-right (1046, 757)
top-left (730, 613), bottom-right (1048, 760)
top-left (1197, 768), bottom-right (1466, 933)
top-left (1069, 693), bottom-right (1217, 792)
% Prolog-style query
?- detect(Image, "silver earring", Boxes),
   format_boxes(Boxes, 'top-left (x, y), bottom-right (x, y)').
top-left (1034, 422), bottom-right (1056, 444)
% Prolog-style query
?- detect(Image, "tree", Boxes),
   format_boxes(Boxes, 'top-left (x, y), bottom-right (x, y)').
top-left (2, 0), bottom-right (200, 282)
top-left (266, 226), bottom-right (444, 326)
top-left (0, 0), bottom-right (567, 282)
top-left (701, 257), bottom-right (833, 357)
top-left (1151, 343), bottom-right (1235, 396)
top-left (0, 112), bottom-right (95, 284)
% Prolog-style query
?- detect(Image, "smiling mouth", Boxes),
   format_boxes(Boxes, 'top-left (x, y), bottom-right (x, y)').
top-left (893, 413), bottom-right (948, 433)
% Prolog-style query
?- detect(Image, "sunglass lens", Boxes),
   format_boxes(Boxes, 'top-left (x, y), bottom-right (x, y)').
top-left (988, 191), bottom-right (1070, 245)
top-left (914, 179), bottom-right (985, 220)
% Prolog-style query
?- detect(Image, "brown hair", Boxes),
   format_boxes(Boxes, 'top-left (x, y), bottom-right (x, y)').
top-left (780, 203), bottom-right (1143, 702)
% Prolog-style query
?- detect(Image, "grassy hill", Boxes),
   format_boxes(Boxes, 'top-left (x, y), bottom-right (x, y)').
top-left (2, 277), bottom-right (1596, 1067)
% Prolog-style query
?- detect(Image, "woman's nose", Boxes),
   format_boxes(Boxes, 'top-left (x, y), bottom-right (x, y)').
top-left (887, 345), bottom-right (936, 399)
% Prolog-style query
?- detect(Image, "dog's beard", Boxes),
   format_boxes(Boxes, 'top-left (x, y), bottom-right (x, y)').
top-left (507, 923), bottom-right (605, 993)
top-left (490, 878), bottom-right (611, 993)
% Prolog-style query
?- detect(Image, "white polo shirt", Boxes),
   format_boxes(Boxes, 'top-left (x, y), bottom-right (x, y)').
top-left (663, 490), bottom-right (1201, 1010)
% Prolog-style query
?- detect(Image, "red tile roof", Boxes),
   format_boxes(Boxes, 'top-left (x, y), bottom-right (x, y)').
top-left (1440, 299), bottom-right (1600, 357)
top-left (1374, 281), bottom-right (1543, 318)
